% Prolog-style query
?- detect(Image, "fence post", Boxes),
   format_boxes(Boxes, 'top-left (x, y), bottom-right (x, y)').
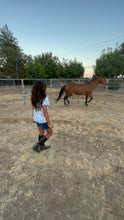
top-left (21, 79), bottom-right (26, 104)
top-left (50, 79), bottom-right (53, 104)
top-left (78, 79), bottom-right (80, 104)
top-left (104, 79), bottom-right (109, 104)
top-left (122, 77), bottom-right (124, 89)
top-left (13, 79), bottom-right (15, 86)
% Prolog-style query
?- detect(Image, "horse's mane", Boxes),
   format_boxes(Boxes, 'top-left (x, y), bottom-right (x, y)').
top-left (90, 75), bottom-right (104, 82)
top-left (90, 76), bottom-right (98, 81)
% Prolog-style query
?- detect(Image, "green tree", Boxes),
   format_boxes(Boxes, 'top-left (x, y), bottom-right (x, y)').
top-left (25, 54), bottom-right (85, 79)
top-left (120, 42), bottom-right (124, 54)
top-left (119, 42), bottom-right (124, 76)
top-left (36, 52), bottom-right (60, 78)
top-left (25, 60), bottom-right (46, 79)
top-left (0, 24), bottom-right (24, 78)
top-left (62, 59), bottom-right (84, 78)
top-left (94, 43), bottom-right (124, 78)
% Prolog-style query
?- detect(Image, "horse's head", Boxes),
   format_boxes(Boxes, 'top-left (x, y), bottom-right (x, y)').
top-left (98, 76), bottom-right (107, 85)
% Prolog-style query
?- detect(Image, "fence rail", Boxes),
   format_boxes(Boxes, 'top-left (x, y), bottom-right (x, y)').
top-left (0, 78), bottom-right (124, 104)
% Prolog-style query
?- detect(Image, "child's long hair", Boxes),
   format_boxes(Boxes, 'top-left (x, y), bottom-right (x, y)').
top-left (31, 80), bottom-right (46, 110)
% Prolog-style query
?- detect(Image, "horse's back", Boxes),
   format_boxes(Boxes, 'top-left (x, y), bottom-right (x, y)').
top-left (65, 83), bottom-right (91, 96)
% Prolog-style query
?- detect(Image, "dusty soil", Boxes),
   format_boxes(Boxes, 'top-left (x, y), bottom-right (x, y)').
top-left (0, 97), bottom-right (124, 220)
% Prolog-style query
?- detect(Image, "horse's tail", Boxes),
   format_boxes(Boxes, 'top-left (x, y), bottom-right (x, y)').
top-left (56, 85), bottom-right (66, 102)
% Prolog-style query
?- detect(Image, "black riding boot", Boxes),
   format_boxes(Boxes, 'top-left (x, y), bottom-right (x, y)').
top-left (39, 135), bottom-right (44, 141)
top-left (32, 142), bottom-right (41, 153)
top-left (39, 135), bottom-right (51, 151)
top-left (32, 135), bottom-right (44, 152)
top-left (33, 135), bottom-right (50, 152)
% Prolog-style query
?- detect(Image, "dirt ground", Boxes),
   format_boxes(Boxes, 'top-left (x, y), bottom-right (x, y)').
top-left (0, 97), bottom-right (124, 220)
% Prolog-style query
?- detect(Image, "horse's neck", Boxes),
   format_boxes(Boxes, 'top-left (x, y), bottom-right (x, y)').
top-left (90, 78), bottom-right (99, 89)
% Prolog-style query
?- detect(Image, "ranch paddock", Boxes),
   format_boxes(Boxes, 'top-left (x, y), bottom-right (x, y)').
top-left (0, 97), bottom-right (124, 220)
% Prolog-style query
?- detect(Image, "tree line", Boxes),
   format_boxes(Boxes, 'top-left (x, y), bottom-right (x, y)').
top-left (0, 25), bottom-right (124, 79)
top-left (94, 43), bottom-right (124, 78)
top-left (0, 25), bottom-right (84, 79)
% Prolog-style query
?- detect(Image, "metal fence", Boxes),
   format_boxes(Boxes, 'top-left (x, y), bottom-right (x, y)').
top-left (0, 78), bottom-right (124, 104)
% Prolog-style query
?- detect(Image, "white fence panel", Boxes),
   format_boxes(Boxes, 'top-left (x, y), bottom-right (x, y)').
top-left (0, 78), bottom-right (124, 104)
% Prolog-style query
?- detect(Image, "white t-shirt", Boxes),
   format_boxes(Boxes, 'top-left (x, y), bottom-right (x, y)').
top-left (33, 96), bottom-right (49, 123)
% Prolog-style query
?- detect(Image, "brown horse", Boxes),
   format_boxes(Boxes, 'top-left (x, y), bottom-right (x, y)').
top-left (56, 76), bottom-right (107, 106)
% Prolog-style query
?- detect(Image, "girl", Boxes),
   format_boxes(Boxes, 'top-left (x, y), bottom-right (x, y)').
top-left (31, 80), bottom-right (53, 152)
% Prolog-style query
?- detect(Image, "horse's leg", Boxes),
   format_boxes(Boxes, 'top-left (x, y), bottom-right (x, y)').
top-left (87, 96), bottom-right (93, 103)
top-left (85, 96), bottom-right (88, 106)
top-left (64, 95), bottom-right (70, 105)
top-left (66, 97), bottom-right (70, 104)
top-left (64, 96), bottom-right (68, 105)
top-left (64, 96), bottom-right (66, 105)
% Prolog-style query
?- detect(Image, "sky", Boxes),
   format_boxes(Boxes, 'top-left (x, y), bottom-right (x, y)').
top-left (0, 0), bottom-right (124, 77)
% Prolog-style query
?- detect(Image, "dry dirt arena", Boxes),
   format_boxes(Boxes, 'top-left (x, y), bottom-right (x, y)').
top-left (0, 97), bottom-right (124, 220)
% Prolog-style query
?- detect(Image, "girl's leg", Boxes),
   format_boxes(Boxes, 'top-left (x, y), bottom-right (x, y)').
top-left (46, 128), bottom-right (53, 139)
top-left (38, 127), bottom-right (44, 136)
top-left (38, 127), bottom-right (53, 151)
top-left (35, 127), bottom-right (53, 151)
top-left (32, 126), bottom-right (44, 152)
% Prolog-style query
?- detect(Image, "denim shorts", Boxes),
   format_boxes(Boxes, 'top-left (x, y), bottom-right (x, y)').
top-left (36, 122), bottom-right (49, 130)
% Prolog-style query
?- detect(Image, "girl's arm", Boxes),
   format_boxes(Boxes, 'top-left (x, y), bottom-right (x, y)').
top-left (43, 105), bottom-right (53, 128)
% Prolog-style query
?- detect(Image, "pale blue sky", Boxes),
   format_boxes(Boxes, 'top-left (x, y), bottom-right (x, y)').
top-left (0, 0), bottom-right (124, 77)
